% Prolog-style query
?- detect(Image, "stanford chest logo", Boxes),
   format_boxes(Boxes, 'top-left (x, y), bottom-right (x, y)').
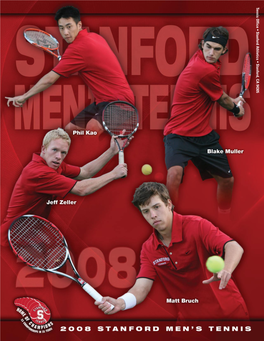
top-left (153, 257), bottom-right (170, 266)
top-left (14, 297), bottom-right (53, 333)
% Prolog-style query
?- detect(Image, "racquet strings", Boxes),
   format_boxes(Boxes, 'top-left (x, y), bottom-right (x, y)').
top-left (243, 54), bottom-right (251, 90)
top-left (25, 30), bottom-right (58, 49)
top-left (10, 216), bottom-right (66, 269)
top-left (104, 103), bottom-right (138, 135)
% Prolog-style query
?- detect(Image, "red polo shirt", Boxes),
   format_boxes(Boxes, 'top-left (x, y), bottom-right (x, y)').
top-left (1, 154), bottom-right (79, 246)
top-left (53, 29), bottom-right (134, 105)
top-left (164, 49), bottom-right (223, 137)
top-left (137, 212), bottom-right (248, 320)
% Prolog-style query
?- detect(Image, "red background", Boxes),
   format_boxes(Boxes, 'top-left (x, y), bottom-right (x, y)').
top-left (1, 0), bottom-right (264, 340)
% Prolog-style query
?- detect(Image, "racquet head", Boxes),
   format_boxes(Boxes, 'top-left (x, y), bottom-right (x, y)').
top-left (24, 28), bottom-right (61, 60)
top-left (8, 215), bottom-right (68, 270)
top-left (8, 215), bottom-right (115, 310)
top-left (102, 101), bottom-right (139, 138)
top-left (240, 52), bottom-right (251, 97)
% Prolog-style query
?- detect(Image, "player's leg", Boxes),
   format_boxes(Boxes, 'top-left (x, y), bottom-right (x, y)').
top-left (210, 174), bottom-right (234, 213)
top-left (193, 131), bottom-right (234, 214)
top-left (166, 165), bottom-right (184, 205)
top-left (65, 102), bottom-right (108, 135)
top-left (65, 121), bottom-right (84, 133)
top-left (85, 118), bottom-right (104, 135)
top-left (164, 134), bottom-right (195, 207)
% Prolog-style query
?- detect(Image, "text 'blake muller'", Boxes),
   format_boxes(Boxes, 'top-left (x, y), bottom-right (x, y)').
top-left (207, 149), bottom-right (244, 154)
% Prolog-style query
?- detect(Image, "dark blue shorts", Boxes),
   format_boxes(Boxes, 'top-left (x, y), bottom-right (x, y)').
top-left (71, 101), bottom-right (110, 128)
top-left (164, 131), bottom-right (233, 180)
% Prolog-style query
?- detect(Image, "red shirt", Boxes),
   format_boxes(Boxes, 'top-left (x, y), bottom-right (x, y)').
top-left (164, 49), bottom-right (223, 137)
top-left (137, 212), bottom-right (248, 320)
top-left (1, 154), bottom-right (79, 246)
top-left (53, 29), bottom-right (134, 105)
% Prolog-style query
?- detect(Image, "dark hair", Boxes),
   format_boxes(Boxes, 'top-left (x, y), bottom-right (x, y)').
top-left (55, 6), bottom-right (81, 24)
top-left (199, 26), bottom-right (229, 50)
top-left (132, 182), bottom-right (172, 210)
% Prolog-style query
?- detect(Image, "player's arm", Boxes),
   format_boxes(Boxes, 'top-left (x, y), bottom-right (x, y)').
top-left (70, 163), bottom-right (127, 196)
top-left (217, 91), bottom-right (245, 117)
top-left (76, 135), bottom-right (131, 180)
top-left (95, 278), bottom-right (154, 315)
top-left (6, 71), bottom-right (60, 107)
top-left (203, 241), bottom-right (244, 289)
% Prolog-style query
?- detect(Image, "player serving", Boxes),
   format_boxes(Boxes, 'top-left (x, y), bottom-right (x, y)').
top-left (6, 6), bottom-right (134, 134)
top-left (164, 27), bottom-right (245, 215)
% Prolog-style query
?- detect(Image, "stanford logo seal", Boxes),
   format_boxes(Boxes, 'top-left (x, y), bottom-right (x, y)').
top-left (14, 297), bottom-right (53, 333)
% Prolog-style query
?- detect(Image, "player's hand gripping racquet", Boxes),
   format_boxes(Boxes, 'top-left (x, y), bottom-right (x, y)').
top-left (102, 101), bottom-right (139, 164)
top-left (24, 28), bottom-right (61, 60)
top-left (8, 215), bottom-right (114, 310)
top-left (239, 52), bottom-right (252, 100)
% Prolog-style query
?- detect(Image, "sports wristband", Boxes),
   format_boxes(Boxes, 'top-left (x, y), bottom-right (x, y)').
top-left (229, 103), bottom-right (240, 117)
top-left (118, 293), bottom-right (137, 310)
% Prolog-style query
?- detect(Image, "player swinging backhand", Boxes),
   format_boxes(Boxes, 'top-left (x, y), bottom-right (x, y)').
top-left (1, 128), bottom-right (129, 247)
top-left (6, 6), bottom-right (134, 135)
top-left (163, 27), bottom-right (245, 216)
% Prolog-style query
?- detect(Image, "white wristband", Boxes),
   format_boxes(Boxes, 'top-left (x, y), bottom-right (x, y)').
top-left (118, 293), bottom-right (137, 310)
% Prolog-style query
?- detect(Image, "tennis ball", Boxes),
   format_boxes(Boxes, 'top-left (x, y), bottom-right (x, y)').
top-left (206, 256), bottom-right (225, 273)
top-left (142, 164), bottom-right (152, 175)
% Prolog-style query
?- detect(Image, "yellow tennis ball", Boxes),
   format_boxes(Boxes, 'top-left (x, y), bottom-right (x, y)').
top-left (142, 164), bottom-right (152, 175)
top-left (206, 256), bottom-right (225, 273)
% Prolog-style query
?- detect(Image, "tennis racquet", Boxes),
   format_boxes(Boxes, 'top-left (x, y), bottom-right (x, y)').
top-left (239, 52), bottom-right (252, 98)
top-left (24, 28), bottom-right (61, 60)
top-left (102, 101), bottom-right (139, 164)
top-left (8, 215), bottom-right (113, 309)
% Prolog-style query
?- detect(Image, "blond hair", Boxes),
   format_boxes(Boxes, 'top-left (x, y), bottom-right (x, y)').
top-left (42, 128), bottom-right (71, 148)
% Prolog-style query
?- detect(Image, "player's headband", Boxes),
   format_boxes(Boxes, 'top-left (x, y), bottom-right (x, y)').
top-left (204, 32), bottom-right (228, 48)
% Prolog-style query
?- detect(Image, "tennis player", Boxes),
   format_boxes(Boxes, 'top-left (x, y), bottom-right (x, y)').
top-left (164, 27), bottom-right (245, 214)
top-left (95, 182), bottom-right (249, 320)
top-left (1, 128), bottom-right (128, 246)
top-left (6, 6), bottom-right (134, 134)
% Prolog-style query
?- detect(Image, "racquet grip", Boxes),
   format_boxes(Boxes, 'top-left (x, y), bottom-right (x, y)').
top-left (82, 283), bottom-right (114, 310)
top-left (119, 150), bottom-right (124, 164)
